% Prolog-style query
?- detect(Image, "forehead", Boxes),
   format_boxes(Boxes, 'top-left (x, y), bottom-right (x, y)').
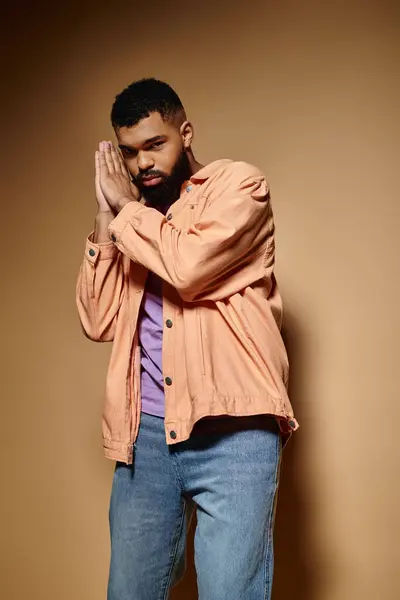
top-left (116, 112), bottom-right (177, 147)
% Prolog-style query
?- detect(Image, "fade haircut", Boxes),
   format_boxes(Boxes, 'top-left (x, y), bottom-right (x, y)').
top-left (111, 78), bottom-right (184, 129)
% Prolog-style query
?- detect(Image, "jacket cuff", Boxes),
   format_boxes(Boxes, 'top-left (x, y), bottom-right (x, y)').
top-left (85, 232), bottom-right (119, 265)
top-left (108, 201), bottom-right (146, 244)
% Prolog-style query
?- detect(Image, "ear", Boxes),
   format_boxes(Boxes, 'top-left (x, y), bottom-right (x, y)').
top-left (180, 121), bottom-right (194, 149)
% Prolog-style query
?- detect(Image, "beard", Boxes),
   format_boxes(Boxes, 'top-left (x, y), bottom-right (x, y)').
top-left (134, 150), bottom-right (192, 209)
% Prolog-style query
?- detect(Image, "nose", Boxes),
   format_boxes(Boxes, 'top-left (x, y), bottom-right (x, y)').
top-left (137, 151), bottom-right (155, 172)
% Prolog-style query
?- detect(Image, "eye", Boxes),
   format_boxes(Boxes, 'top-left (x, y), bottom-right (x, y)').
top-left (149, 141), bottom-right (164, 150)
top-left (121, 147), bottom-right (136, 158)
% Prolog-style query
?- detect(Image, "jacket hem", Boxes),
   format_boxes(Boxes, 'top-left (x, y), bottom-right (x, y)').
top-left (165, 407), bottom-right (298, 444)
top-left (103, 440), bottom-right (133, 465)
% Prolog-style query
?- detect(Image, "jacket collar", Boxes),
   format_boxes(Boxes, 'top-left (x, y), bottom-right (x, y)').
top-left (190, 159), bottom-right (232, 182)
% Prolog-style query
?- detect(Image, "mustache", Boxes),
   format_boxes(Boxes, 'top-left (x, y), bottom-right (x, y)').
top-left (135, 170), bottom-right (166, 183)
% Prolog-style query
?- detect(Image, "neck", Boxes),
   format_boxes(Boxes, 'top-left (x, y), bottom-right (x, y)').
top-left (187, 151), bottom-right (204, 177)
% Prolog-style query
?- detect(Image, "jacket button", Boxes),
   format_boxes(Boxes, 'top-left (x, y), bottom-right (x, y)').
top-left (89, 248), bottom-right (96, 257)
top-left (165, 319), bottom-right (173, 328)
top-left (288, 420), bottom-right (297, 429)
top-left (111, 234), bottom-right (117, 242)
top-left (170, 430), bottom-right (177, 440)
top-left (165, 377), bottom-right (173, 386)
top-left (166, 213), bottom-right (173, 221)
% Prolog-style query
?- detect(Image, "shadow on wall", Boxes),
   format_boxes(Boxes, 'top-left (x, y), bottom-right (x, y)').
top-left (273, 310), bottom-right (318, 600)
top-left (170, 309), bottom-right (318, 600)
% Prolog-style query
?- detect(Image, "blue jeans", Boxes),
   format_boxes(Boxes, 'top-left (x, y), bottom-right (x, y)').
top-left (108, 412), bottom-right (282, 600)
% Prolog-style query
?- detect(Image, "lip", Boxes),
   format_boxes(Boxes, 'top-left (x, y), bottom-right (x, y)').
top-left (141, 176), bottom-right (163, 187)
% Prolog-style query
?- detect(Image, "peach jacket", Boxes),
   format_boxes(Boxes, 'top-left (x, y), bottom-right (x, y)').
top-left (76, 159), bottom-right (298, 464)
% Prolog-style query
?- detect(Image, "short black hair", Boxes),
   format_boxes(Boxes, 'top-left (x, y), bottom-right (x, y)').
top-left (111, 78), bottom-right (184, 129)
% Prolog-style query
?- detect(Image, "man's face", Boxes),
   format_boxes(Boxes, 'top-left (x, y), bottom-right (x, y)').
top-left (116, 112), bottom-right (191, 206)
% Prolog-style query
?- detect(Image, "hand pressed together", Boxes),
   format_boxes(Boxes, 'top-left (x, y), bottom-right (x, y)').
top-left (95, 141), bottom-right (140, 213)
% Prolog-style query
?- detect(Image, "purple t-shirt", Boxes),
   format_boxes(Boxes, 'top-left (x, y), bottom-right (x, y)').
top-left (138, 199), bottom-right (172, 418)
top-left (138, 271), bottom-right (165, 418)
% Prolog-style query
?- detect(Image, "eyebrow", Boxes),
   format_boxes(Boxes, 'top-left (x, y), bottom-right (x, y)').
top-left (118, 135), bottom-right (166, 150)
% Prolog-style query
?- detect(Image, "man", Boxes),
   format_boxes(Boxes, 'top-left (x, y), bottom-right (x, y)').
top-left (76, 78), bottom-right (298, 600)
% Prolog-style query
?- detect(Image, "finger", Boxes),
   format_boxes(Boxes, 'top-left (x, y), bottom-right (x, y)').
top-left (115, 148), bottom-right (132, 181)
top-left (115, 146), bottom-right (130, 177)
top-left (98, 149), bottom-right (109, 175)
top-left (110, 142), bottom-right (130, 178)
top-left (103, 141), bottom-right (114, 174)
top-left (98, 142), bottom-right (108, 169)
top-left (95, 150), bottom-right (104, 182)
top-left (109, 142), bottom-right (122, 173)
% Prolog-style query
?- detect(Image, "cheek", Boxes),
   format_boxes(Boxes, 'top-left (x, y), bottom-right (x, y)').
top-left (124, 158), bottom-right (138, 177)
top-left (158, 149), bottom-right (180, 175)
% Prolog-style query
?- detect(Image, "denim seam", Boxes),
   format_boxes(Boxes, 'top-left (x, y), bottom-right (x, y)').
top-left (263, 433), bottom-right (282, 600)
top-left (169, 450), bottom-right (185, 492)
top-left (158, 499), bottom-right (187, 600)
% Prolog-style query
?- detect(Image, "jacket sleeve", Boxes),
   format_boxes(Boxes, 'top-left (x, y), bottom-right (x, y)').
top-left (108, 163), bottom-right (274, 302)
top-left (76, 234), bottom-right (125, 342)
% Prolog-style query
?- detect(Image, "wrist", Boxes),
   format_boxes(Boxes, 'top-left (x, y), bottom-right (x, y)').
top-left (115, 195), bottom-right (137, 213)
top-left (96, 208), bottom-right (115, 215)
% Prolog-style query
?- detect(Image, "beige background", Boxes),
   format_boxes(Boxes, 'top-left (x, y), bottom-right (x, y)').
top-left (1, 1), bottom-right (399, 599)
